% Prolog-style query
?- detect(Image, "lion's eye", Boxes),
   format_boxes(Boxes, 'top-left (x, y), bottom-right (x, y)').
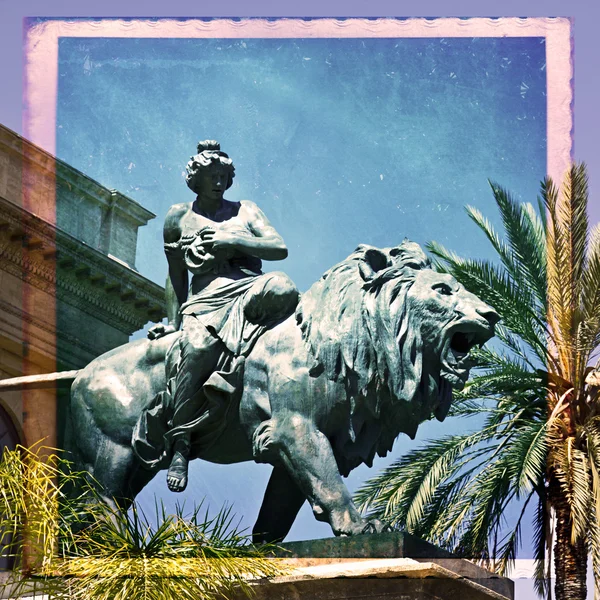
top-left (433, 283), bottom-right (453, 296)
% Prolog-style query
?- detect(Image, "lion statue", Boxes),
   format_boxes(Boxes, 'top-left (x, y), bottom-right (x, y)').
top-left (9, 241), bottom-right (499, 542)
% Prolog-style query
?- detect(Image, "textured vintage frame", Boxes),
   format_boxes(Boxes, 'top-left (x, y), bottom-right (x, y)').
top-left (24, 17), bottom-right (572, 202)
top-left (19, 17), bottom-right (573, 580)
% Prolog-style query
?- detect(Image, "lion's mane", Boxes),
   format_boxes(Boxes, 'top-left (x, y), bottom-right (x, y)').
top-left (296, 241), bottom-right (442, 463)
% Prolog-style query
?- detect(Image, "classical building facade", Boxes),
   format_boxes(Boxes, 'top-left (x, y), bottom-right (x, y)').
top-left (0, 124), bottom-right (166, 452)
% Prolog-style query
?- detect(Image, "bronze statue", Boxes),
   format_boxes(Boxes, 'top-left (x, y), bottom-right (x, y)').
top-left (1, 142), bottom-right (500, 543)
top-left (134, 141), bottom-right (299, 493)
top-left (63, 238), bottom-right (498, 542)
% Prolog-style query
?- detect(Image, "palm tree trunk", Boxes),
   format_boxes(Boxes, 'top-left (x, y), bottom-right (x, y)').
top-left (553, 488), bottom-right (588, 599)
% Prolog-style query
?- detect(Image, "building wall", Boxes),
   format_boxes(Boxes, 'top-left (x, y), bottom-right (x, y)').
top-left (0, 124), bottom-right (166, 451)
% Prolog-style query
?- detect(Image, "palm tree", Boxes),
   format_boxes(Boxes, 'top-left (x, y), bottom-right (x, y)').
top-left (1, 444), bottom-right (284, 600)
top-left (354, 164), bottom-right (600, 599)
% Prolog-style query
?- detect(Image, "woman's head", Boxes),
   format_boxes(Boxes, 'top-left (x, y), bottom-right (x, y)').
top-left (185, 140), bottom-right (235, 194)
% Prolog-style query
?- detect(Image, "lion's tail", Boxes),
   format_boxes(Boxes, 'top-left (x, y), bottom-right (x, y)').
top-left (0, 370), bottom-right (79, 391)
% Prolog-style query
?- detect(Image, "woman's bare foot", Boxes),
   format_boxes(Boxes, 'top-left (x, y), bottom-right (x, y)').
top-left (167, 451), bottom-right (189, 492)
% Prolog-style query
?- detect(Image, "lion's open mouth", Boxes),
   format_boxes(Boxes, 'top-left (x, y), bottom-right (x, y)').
top-left (440, 324), bottom-right (494, 389)
top-left (451, 331), bottom-right (478, 357)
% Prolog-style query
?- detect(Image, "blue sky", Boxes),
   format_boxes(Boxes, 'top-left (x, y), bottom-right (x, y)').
top-left (54, 34), bottom-right (546, 541)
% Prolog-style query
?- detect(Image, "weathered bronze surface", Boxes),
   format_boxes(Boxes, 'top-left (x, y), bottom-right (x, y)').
top-left (67, 248), bottom-right (498, 541)
top-left (133, 141), bottom-right (299, 494)
top-left (58, 141), bottom-right (500, 543)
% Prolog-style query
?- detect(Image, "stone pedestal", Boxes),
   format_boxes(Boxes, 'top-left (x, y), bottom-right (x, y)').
top-left (241, 533), bottom-right (514, 600)
top-left (0, 535), bottom-right (514, 599)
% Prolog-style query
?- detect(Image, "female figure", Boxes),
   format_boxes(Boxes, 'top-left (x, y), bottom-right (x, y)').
top-left (133, 141), bottom-right (298, 492)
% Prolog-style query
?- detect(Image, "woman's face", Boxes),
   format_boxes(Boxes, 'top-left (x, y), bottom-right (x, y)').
top-left (194, 163), bottom-right (229, 200)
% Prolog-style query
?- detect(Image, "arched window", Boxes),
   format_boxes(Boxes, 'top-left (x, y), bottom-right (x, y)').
top-left (0, 402), bottom-right (21, 572)
top-left (0, 402), bottom-right (20, 452)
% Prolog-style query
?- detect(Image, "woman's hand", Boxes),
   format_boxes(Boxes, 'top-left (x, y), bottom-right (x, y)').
top-left (147, 323), bottom-right (178, 340)
top-left (184, 235), bottom-right (220, 274)
top-left (199, 227), bottom-right (240, 253)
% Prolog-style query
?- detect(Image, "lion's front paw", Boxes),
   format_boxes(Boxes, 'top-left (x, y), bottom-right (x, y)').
top-left (360, 519), bottom-right (384, 534)
top-left (330, 510), bottom-right (391, 536)
top-left (361, 519), bottom-right (395, 534)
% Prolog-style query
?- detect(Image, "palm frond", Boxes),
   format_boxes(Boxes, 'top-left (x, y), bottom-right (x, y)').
top-left (450, 457), bottom-right (515, 560)
top-left (555, 165), bottom-right (590, 391)
top-left (1, 446), bottom-right (285, 600)
top-left (521, 199), bottom-right (548, 279)
top-left (463, 204), bottom-right (523, 291)
top-left (479, 182), bottom-right (547, 309)
top-left (544, 176), bottom-right (579, 381)
top-left (0, 444), bottom-right (82, 570)
top-left (495, 490), bottom-right (536, 575)
top-left (551, 437), bottom-right (591, 545)
top-left (579, 223), bottom-right (600, 362)
top-left (466, 346), bottom-right (546, 392)
top-left (536, 193), bottom-right (548, 231)
top-left (354, 429), bottom-right (498, 525)
top-left (446, 396), bottom-right (491, 418)
top-left (403, 436), bottom-right (483, 532)
top-left (492, 325), bottom-right (542, 369)
top-left (371, 417), bottom-right (546, 574)
top-left (532, 493), bottom-right (552, 600)
top-left (358, 166), bottom-right (599, 599)
top-left (558, 165), bottom-right (589, 294)
top-left (514, 422), bottom-right (548, 496)
top-left (582, 419), bottom-right (600, 591)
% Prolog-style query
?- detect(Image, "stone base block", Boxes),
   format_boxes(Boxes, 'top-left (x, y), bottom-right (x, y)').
top-left (245, 532), bottom-right (515, 600)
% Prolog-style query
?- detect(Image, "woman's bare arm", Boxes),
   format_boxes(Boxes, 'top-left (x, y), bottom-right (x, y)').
top-left (148, 204), bottom-right (189, 339)
top-left (200, 200), bottom-right (288, 262)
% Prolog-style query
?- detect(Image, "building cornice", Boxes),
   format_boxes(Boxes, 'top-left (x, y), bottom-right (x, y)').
top-left (0, 195), bottom-right (165, 334)
top-left (0, 124), bottom-right (155, 227)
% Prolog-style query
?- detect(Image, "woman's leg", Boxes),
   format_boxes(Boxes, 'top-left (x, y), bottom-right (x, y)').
top-left (166, 316), bottom-right (220, 492)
